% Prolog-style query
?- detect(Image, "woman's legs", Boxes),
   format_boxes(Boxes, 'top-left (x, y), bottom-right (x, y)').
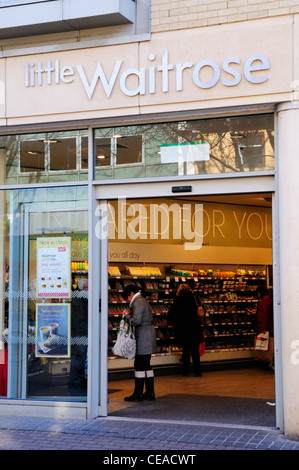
top-left (124, 354), bottom-right (153, 401)
top-left (181, 342), bottom-right (202, 376)
top-left (181, 343), bottom-right (191, 375)
top-left (140, 355), bottom-right (155, 400)
top-left (190, 342), bottom-right (202, 376)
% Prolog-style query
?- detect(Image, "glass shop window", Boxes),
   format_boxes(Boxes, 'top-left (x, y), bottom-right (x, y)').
top-left (95, 138), bottom-right (111, 167)
top-left (81, 136), bottom-right (88, 170)
top-left (94, 135), bottom-right (142, 167)
top-left (0, 130), bottom-right (89, 185)
top-left (94, 114), bottom-right (274, 181)
top-left (20, 140), bottom-right (45, 173)
top-left (49, 138), bottom-right (77, 171)
top-left (116, 135), bottom-right (142, 165)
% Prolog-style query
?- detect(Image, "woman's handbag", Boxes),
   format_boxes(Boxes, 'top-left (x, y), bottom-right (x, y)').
top-left (197, 305), bottom-right (205, 319)
top-left (254, 332), bottom-right (274, 362)
top-left (199, 331), bottom-right (205, 356)
top-left (112, 316), bottom-right (136, 360)
top-left (255, 331), bottom-right (269, 351)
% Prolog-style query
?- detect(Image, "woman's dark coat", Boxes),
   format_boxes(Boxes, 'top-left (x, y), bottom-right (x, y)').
top-left (168, 291), bottom-right (203, 345)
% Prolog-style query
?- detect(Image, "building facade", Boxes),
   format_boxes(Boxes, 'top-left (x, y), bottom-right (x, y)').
top-left (0, 0), bottom-right (299, 440)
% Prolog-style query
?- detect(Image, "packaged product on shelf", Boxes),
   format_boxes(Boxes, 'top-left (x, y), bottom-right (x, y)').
top-left (126, 266), bottom-right (162, 276)
top-left (170, 267), bottom-right (197, 277)
top-left (108, 266), bottom-right (121, 276)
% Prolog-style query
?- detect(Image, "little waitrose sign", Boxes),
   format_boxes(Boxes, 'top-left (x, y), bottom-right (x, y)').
top-left (24, 51), bottom-right (270, 100)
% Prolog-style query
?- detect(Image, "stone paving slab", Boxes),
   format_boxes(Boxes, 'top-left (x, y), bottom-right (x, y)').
top-left (0, 415), bottom-right (298, 452)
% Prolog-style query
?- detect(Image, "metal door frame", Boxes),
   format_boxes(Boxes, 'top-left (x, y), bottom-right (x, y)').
top-left (8, 197), bottom-right (88, 402)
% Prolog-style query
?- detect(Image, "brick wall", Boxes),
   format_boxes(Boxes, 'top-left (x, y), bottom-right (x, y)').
top-left (151, 0), bottom-right (299, 32)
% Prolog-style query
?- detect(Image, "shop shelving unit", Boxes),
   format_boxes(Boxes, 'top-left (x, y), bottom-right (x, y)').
top-left (107, 263), bottom-right (268, 370)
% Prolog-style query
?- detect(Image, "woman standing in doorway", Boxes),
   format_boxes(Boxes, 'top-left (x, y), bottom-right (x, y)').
top-left (122, 284), bottom-right (157, 401)
top-left (168, 283), bottom-right (203, 377)
top-left (256, 286), bottom-right (273, 337)
top-left (255, 285), bottom-right (274, 371)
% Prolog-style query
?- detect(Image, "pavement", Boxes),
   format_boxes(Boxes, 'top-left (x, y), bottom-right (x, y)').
top-left (0, 414), bottom-right (299, 455)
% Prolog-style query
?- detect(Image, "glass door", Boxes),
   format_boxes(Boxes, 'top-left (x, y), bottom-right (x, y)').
top-left (6, 187), bottom-right (89, 401)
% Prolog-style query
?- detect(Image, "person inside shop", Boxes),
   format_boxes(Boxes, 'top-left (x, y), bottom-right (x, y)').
top-left (68, 295), bottom-right (88, 396)
top-left (255, 285), bottom-right (274, 371)
top-left (122, 284), bottom-right (157, 402)
top-left (168, 283), bottom-right (204, 377)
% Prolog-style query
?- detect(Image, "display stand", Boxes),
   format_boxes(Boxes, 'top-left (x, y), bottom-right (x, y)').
top-left (108, 263), bottom-right (268, 370)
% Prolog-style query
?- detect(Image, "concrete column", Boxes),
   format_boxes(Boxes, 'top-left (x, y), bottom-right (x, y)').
top-left (277, 102), bottom-right (299, 440)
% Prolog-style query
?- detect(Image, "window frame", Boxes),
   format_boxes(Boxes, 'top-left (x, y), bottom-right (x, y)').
top-left (17, 133), bottom-right (89, 176)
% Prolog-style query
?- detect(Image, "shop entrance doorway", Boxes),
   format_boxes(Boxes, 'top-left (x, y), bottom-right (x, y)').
top-left (105, 191), bottom-right (276, 428)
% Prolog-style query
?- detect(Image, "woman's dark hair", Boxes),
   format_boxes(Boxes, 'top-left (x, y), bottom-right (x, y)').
top-left (123, 284), bottom-right (139, 300)
top-left (256, 285), bottom-right (269, 298)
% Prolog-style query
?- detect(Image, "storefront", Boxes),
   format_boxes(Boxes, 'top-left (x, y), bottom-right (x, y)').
top-left (0, 12), bottom-right (299, 439)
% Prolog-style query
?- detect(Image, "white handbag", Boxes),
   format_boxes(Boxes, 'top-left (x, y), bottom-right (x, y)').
top-left (254, 331), bottom-right (269, 351)
top-left (112, 316), bottom-right (136, 360)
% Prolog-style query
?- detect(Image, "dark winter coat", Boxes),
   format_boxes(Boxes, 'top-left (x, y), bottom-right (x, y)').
top-left (256, 294), bottom-right (273, 336)
top-left (168, 291), bottom-right (203, 345)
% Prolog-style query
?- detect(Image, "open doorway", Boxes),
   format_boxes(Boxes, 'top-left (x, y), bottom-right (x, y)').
top-left (106, 192), bottom-right (275, 427)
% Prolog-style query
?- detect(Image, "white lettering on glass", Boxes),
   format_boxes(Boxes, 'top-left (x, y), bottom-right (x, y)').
top-left (24, 51), bottom-right (270, 99)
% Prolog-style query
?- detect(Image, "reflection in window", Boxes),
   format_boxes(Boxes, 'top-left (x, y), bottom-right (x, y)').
top-left (81, 137), bottom-right (88, 170)
top-left (49, 138), bottom-right (77, 171)
top-left (235, 133), bottom-right (265, 171)
top-left (0, 130), bottom-right (88, 185)
top-left (95, 137), bottom-right (111, 167)
top-left (94, 114), bottom-right (274, 180)
top-left (20, 140), bottom-right (45, 172)
top-left (116, 135), bottom-right (142, 165)
top-left (94, 135), bottom-right (142, 167)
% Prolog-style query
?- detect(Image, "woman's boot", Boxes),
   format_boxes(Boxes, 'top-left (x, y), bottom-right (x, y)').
top-left (143, 370), bottom-right (155, 401)
top-left (124, 371), bottom-right (145, 401)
